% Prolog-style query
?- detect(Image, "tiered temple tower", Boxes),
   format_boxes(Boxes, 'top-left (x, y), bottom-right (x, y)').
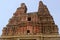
top-left (2, 1), bottom-right (58, 36)
top-left (0, 1), bottom-right (60, 40)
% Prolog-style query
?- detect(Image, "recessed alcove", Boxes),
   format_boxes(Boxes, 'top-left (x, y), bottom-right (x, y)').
top-left (27, 17), bottom-right (31, 21)
top-left (27, 30), bottom-right (30, 34)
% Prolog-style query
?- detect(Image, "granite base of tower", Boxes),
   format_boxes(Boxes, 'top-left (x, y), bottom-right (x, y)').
top-left (0, 35), bottom-right (60, 40)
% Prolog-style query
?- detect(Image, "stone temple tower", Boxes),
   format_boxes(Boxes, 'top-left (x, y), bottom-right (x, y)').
top-left (0, 1), bottom-right (60, 40)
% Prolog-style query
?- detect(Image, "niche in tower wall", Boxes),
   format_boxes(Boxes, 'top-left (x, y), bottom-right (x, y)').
top-left (27, 17), bottom-right (31, 21)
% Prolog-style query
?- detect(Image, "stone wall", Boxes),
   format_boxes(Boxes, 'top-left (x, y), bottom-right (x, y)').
top-left (0, 35), bottom-right (60, 40)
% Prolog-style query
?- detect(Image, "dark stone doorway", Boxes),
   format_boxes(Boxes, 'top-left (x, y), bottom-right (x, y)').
top-left (20, 39), bottom-right (36, 40)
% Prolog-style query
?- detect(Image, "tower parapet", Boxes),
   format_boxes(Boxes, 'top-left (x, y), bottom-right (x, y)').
top-left (14, 3), bottom-right (27, 16)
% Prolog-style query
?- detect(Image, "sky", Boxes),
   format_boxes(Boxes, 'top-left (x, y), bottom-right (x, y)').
top-left (0, 0), bottom-right (60, 35)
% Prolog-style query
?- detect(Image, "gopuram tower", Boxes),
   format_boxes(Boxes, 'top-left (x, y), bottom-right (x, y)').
top-left (0, 1), bottom-right (60, 40)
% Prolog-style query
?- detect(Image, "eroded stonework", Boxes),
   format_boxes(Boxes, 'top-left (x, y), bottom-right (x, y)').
top-left (0, 1), bottom-right (60, 40)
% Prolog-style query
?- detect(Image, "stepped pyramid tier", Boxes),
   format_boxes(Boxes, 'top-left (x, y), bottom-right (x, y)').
top-left (2, 1), bottom-right (58, 36)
